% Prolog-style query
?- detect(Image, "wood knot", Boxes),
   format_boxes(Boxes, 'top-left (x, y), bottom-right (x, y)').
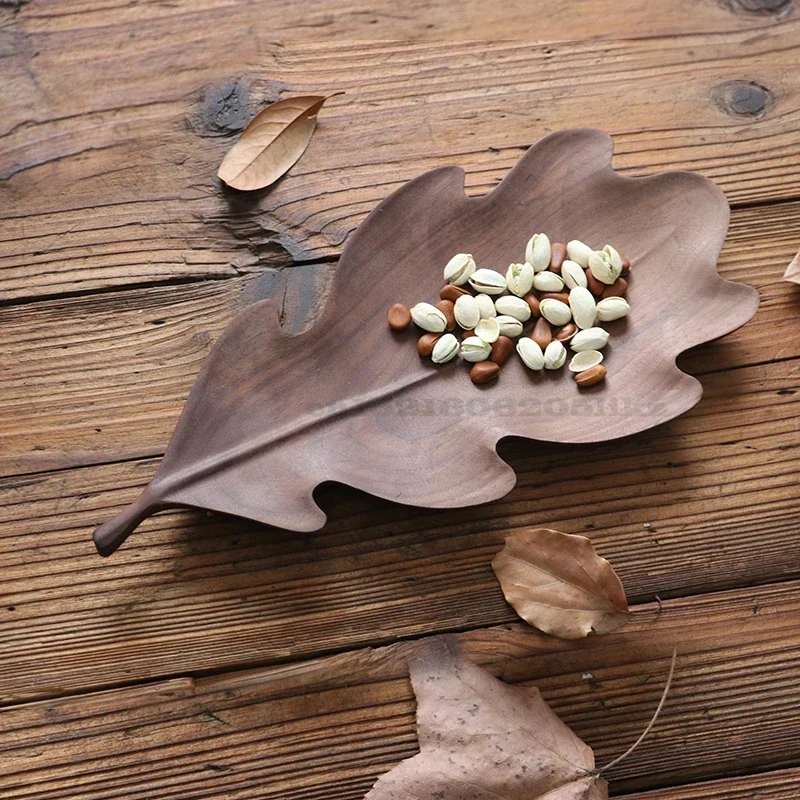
top-left (193, 78), bottom-right (252, 138)
top-left (712, 80), bottom-right (774, 119)
top-left (718, 0), bottom-right (794, 17)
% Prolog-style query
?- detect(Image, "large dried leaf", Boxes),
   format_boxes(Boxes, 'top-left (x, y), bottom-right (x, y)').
top-left (492, 529), bottom-right (630, 639)
top-left (365, 642), bottom-right (607, 800)
top-left (93, 129), bottom-right (759, 555)
top-left (217, 94), bottom-right (338, 190)
top-left (784, 248), bottom-right (800, 284)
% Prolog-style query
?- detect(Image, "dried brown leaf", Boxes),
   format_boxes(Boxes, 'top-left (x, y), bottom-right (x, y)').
top-left (365, 642), bottom-right (608, 800)
top-left (492, 528), bottom-right (630, 639)
top-left (783, 248), bottom-right (800, 284)
top-left (217, 94), bottom-right (339, 190)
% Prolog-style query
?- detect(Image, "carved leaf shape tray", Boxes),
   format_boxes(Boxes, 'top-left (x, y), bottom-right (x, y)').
top-left (94, 129), bottom-right (758, 555)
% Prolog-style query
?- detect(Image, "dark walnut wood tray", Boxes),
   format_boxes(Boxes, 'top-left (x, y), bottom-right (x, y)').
top-left (93, 128), bottom-right (759, 556)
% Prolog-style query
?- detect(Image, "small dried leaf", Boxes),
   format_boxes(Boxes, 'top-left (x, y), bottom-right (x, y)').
top-left (783, 248), bottom-right (800, 284)
top-left (217, 94), bottom-right (339, 190)
top-left (492, 528), bottom-right (630, 639)
top-left (364, 642), bottom-right (607, 800)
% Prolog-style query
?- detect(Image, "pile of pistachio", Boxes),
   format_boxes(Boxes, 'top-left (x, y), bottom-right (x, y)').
top-left (387, 235), bottom-right (631, 386)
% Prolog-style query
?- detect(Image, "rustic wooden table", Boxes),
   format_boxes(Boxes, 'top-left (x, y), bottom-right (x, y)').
top-left (2, 1), bottom-right (799, 798)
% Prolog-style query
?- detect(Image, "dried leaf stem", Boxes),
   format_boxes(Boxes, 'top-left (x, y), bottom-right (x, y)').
top-left (595, 645), bottom-right (678, 777)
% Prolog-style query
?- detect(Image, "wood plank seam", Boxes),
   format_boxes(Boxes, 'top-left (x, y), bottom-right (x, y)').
top-left (0, 580), bottom-right (798, 795)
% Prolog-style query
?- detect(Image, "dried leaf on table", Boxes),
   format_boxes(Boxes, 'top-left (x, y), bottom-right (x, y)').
top-left (492, 528), bottom-right (630, 639)
top-left (364, 642), bottom-right (608, 800)
top-left (217, 94), bottom-right (340, 190)
top-left (783, 248), bottom-right (800, 284)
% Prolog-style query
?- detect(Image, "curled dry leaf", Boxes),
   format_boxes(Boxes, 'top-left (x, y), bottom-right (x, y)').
top-left (492, 528), bottom-right (630, 639)
top-left (217, 94), bottom-right (340, 190)
top-left (365, 642), bottom-right (608, 800)
top-left (783, 247), bottom-right (800, 285)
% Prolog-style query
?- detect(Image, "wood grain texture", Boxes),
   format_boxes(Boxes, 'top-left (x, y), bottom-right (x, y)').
top-left (623, 768), bottom-right (800, 800)
top-left (1, 200), bottom-right (794, 479)
top-left (2, 356), bottom-right (798, 702)
top-left (0, 584), bottom-right (798, 796)
top-left (11, 0), bottom-right (796, 40)
top-left (0, 261), bottom-right (334, 476)
top-left (2, 30), bottom-right (800, 300)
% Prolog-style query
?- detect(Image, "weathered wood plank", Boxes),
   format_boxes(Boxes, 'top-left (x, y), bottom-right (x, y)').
top-left (1, 357), bottom-right (798, 702)
top-left (623, 768), bottom-right (800, 800)
top-left (0, 583), bottom-right (798, 796)
top-left (2, 31), bottom-right (800, 299)
top-left (0, 200), bottom-right (796, 477)
top-left (0, 261), bottom-right (334, 475)
top-left (12, 0), bottom-right (796, 41)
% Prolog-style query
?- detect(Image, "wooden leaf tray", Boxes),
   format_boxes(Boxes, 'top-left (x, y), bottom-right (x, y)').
top-left (94, 129), bottom-right (758, 556)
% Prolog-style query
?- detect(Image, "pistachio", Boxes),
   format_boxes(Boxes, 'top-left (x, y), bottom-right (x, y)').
top-left (587, 250), bottom-right (614, 284)
top-left (570, 327), bottom-right (610, 351)
top-left (475, 317), bottom-right (501, 344)
top-left (596, 296), bottom-right (631, 322)
top-left (569, 350), bottom-right (604, 372)
top-left (506, 262), bottom-right (535, 296)
top-left (602, 244), bottom-right (623, 271)
top-left (396, 230), bottom-right (629, 390)
top-left (491, 336), bottom-right (514, 366)
top-left (410, 302), bottom-right (447, 332)
top-left (569, 286), bottom-right (597, 330)
top-left (525, 233), bottom-right (551, 272)
top-left (443, 253), bottom-right (476, 286)
top-left (555, 322), bottom-right (578, 342)
top-left (494, 295), bottom-right (532, 322)
top-left (440, 284), bottom-right (471, 303)
top-left (431, 333), bottom-right (459, 364)
top-left (461, 335), bottom-right (492, 362)
top-left (561, 259), bottom-right (587, 290)
top-left (567, 239), bottom-right (593, 267)
top-left (469, 268), bottom-right (507, 295)
top-left (435, 299), bottom-right (456, 331)
top-left (533, 271), bottom-right (565, 293)
top-left (544, 340), bottom-right (567, 370)
top-left (495, 315), bottom-right (524, 337)
top-left (388, 303), bottom-right (412, 331)
top-left (517, 338), bottom-right (545, 371)
top-left (475, 293), bottom-right (497, 319)
top-left (574, 363), bottom-right (607, 387)
top-left (454, 294), bottom-right (481, 330)
top-left (417, 333), bottom-right (442, 357)
top-left (549, 242), bottom-right (567, 272)
top-left (539, 298), bottom-right (572, 326)
top-left (588, 249), bottom-right (622, 285)
top-left (601, 277), bottom-right (628, 298)
top-left (523, 293), bottom-right (541, 318)
top-left (470, 361), bottom-right (500, 384)
top-left (531, 316), bottom-right (552, 349)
